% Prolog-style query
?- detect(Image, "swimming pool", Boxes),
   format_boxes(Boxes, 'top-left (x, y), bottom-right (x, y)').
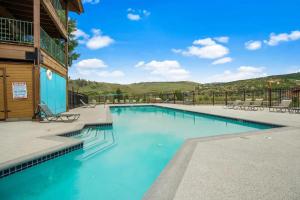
top-left (0, 106), bottom-right (273, 200)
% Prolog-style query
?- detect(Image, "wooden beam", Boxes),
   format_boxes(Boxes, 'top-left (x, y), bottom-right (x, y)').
top-left (41, 0), bottom-right (67, 39)
top-left (33, 0), bottom-right (41, 119)
top-left (65, 1), bottom-right (69, 111)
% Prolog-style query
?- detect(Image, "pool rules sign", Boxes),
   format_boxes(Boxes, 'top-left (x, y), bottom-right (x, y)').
top-left (12, 82), bottom-right (27, 99)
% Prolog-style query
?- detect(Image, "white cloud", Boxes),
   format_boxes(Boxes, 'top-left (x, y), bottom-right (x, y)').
top-left (174, 37), bottom-right (230, 59)
top-left (264, 30), bottom-right (300, 46)
top-left (127, 13), bottom-right (141, 21)
top-left (245, 40), bottom-right (262, 50)
top-left (182, 44), bottom-right (229, 59)
top-left (72, 59), bottom-right (125, 82)
top-left (83, 0), bottom-right (100, 4)
top-left (214, 36), bottom-right (229, 43)
top-left (127, 8), bottom-right (150, 21)
top-left (86, 29), bottom-right (114, 50)
top-left (171, 49), bottom-right (183, 54)
top-left (193, 38), bottom-right (216, 46)
top-left (212, 57), bottom-right (232, 65)
top-left (75, 58), bottom-right (107, 69)
top-left (98, 70), bottom-right (125, 78)
top-left (71, 29), bottom-right (114, 50)
top-left (135, 60), bottom-right (190, 81)
top-left (72, 29), bottom-right (89, 44)
top-left (143, 10), bottom-right (151, 17)
top-left (206, 66), bottom-right (267, 83)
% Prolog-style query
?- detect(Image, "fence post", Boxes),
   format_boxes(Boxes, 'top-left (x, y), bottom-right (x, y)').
top-left (72, 87), bottom-right (75, 109)
top-left (243, 90), bottom-right (246, 101)
top-left (173, 92), bottom-right (176, 104)
top-left (193, 91), bottom-right (195, 105)
top-left (298, 90), bottom-right (300, 107)
top-left (268, 88), bottom-right (272, 107)
top-left (279, 89), bottom-right (282, 103)
top-left (225, 91), bottom-right (228, 105)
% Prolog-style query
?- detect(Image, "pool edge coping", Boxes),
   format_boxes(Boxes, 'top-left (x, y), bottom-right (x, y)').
top-left (0, 104), bottom-right (295, 188)
top-left (0, 106), bottom-right (113, 179)
top-left (109, 104), bottom-right (295, 200)
top-left (142, 126), bottom-right (297, 200)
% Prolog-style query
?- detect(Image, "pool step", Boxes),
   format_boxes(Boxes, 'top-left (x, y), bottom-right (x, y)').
top-left (74, 127), bottom-right (116, 160)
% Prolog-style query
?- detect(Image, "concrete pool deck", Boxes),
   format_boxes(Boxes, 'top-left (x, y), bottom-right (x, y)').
top-left (0, 103), bottom-right (300, 199)
top-left (144, 104), bottom-right (300, 200)
top-left (0, 105), bottom-right (112, 171)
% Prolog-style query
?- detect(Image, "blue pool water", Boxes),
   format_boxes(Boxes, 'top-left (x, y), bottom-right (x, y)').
top-left (0, 106), bottom-right (272, 200)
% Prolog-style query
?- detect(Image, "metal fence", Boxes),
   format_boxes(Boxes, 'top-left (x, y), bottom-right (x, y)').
top-left (94, 88), bottom-right (300, 108)
top-left (0, 17), bottom-right (33, 44)
top-left (40, 28), bottom-right (66, 66)
top-left (50, 0), bottom-right (67, 26)
top-left (0, 17), bottom-right (66, 66)
top-left (68, 90), bottom-right (89, 109)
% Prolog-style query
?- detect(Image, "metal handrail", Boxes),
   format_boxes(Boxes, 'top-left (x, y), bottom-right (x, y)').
top-left (50, 0), bottom-right (67, 26)
top-left (40, 28), bottom-right (66, 66)
top-left (0, 17), bottom-right (66, 66)
top-left (0, 17), bottom-right (33, 44)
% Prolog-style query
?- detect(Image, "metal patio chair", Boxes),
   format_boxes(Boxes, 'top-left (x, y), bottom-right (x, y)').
top-left (39, 104), bottom-right (80, 122)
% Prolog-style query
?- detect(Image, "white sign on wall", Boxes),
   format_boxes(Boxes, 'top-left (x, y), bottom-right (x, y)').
top-left (12, 82), bottom-right (27, 99)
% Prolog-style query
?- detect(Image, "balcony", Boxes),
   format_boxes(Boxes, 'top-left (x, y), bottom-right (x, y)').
top-left (50, 0), bottom-right (67, 27)
top-left (0, 17), bottom-right (66, 67)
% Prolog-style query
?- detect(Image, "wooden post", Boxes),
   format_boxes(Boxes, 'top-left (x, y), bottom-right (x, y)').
top-left (243, 90), bottom-right (246, 101)
top-left (65, 1), bottom-right (69, 111)
top-left (33, 0), bottom-right (41, 119)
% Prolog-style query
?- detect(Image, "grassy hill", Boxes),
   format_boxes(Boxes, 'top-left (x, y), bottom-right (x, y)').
top-left (69, 72), bottom-right (300, 98)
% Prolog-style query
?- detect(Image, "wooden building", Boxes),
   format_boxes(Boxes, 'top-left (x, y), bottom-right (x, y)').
top-left (0, 0), bottom-right (83, 120)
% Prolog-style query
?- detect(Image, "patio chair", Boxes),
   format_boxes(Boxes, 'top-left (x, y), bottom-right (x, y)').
top-left (125, 99), bottom-right (130, 104)
top-left (132, 99), bottom-right (137, 103)
top-left (224, 100), bottom-right (242, 109)
top-left (120, 99), bottom-right (124, 104)
top-left (80, 99), bottom-right (96, 108)
top-left (289, 107), bottom-right (300, 114)
top-left (247, 99), bottom-right (264, 111)
top-left (269, 100), bottom-right (292, 112)
top-left (163, 99), bottom-right (170, 103)
top-left (114, 99), bottom-right (119, 104)
top-left (238, 99), bottom-right (253, 110)
top-left (139, 99), bottom-right (144, 103)
top-left (39, 104), bottom-right (80, 122)
top-left (184, 99), bottom-right (194, 105)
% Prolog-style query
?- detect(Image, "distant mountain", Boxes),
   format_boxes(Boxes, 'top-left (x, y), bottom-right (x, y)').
top-left (69, 72), bottom-right (300, 97)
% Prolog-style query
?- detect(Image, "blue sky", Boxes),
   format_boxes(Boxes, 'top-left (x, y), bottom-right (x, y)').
top-left (69, 0), bottom-right (300, 83)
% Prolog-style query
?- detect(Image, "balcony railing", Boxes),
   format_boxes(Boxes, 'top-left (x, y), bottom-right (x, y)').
top-left (0, 17), bottom-right (66, 67)
top-left (41, 28), bottom-right (66, 66)
top-left (50, 0), bottom-right (67, 27)
top-left (0, 17), bottom-right (33, 44)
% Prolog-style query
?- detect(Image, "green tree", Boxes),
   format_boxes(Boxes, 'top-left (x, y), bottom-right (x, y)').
top-left (68, 19), bottom-right (80, 67)
top-left (116, 88), bottom-right (123, 100)
top-left (174, 90), bottom-right (183, 101)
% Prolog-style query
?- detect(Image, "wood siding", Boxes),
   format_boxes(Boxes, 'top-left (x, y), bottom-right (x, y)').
top-left (0, 43), bottom-right (34, 61)
top-left (0, 62), bottom-right (34, 119)
top-left (41, 49), bottom-right (67, 76)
